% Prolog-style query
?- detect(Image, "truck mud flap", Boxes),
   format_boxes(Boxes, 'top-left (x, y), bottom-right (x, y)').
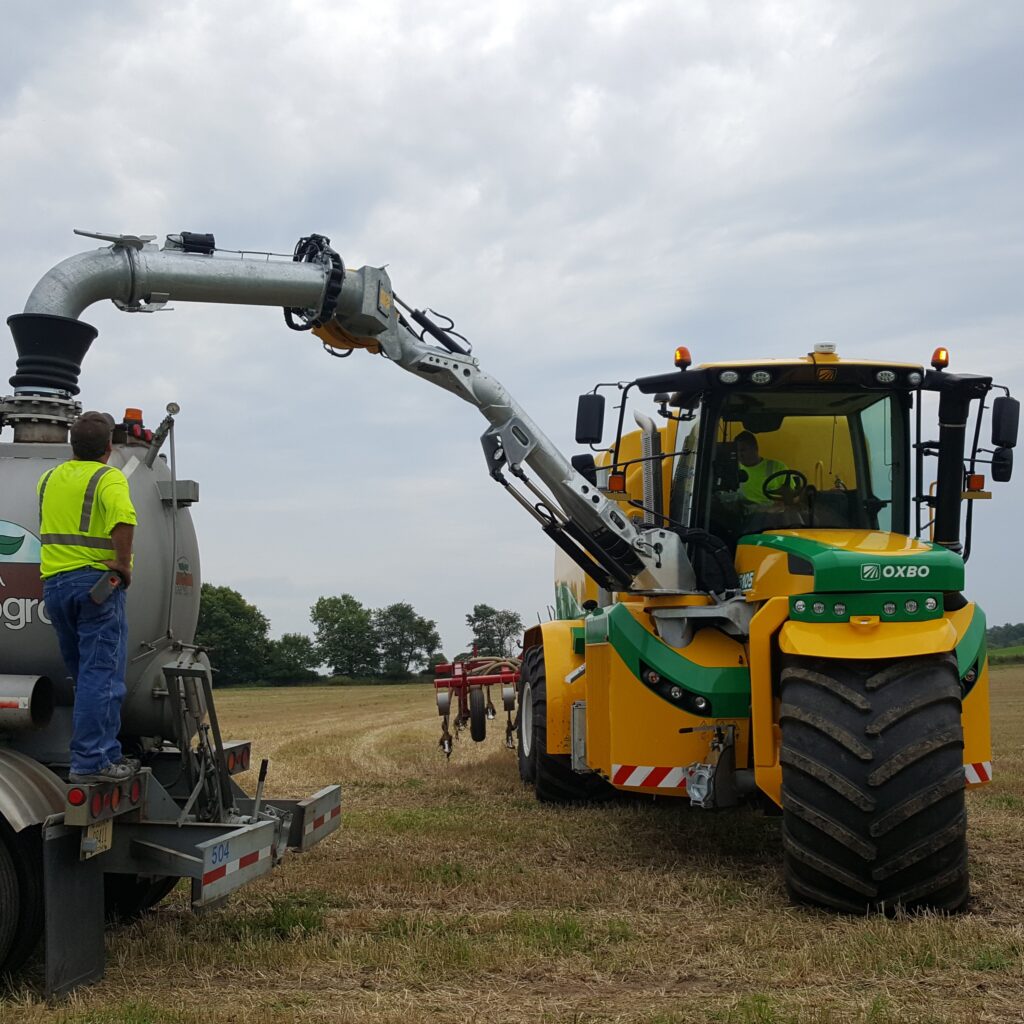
top-left (286, 785), bottom-right (341, 852)
top-left (43, 818), bottom-right (104, 998)
top-left (192, 820), bottom-right (276, 909)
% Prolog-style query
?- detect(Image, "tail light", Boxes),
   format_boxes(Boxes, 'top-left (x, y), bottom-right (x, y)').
top-left (130, 778), bottom-right (142, 804)
top-left (110, 787), bottom-right (121, 812)
top-left (224, 743), bottom-right (252, 773)
top-left (67, 787), bottom-right (86, 807)
top-left (90, 792), bottom-right (103, 818)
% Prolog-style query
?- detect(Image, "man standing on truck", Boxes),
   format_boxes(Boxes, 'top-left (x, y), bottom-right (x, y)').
top-left (736, 431), bottom-right (788, 505)
top-left (37, 411), bottom-right (137, 784)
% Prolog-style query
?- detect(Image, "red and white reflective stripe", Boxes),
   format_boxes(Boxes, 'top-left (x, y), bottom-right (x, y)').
top-left (202, 845), bottom-right (271, 887)
top-left (964, 761), bottom-right (992, 784)
top-left (612, 764), bottom-right (688, 789)
top-left (304, 803), bottom-right (341, 836)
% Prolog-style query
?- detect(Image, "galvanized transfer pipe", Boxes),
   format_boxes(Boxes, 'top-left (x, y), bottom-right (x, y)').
top-left (24, 245), bottom-right (329, 320)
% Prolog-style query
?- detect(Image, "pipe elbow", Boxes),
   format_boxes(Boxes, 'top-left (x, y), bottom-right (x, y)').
top-left (24, 247), bottom-right (132, 319)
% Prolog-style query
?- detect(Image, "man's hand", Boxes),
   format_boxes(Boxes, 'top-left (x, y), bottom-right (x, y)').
top-left (104, 561), bottom-right (132, 588)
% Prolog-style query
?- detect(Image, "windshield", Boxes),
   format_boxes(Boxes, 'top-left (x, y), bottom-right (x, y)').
top-left (701, 389), bottom-right (908, 548)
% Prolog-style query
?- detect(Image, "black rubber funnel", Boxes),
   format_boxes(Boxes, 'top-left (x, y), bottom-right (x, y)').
top-left (7, 313), bottom-right (98, 395)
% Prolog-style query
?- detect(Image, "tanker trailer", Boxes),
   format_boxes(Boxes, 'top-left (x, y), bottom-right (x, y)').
top-left (0, 310), bottom-right (341, 996)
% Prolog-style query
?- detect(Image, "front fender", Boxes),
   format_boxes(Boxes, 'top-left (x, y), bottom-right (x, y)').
top-left (779, 618), bottom-right (958, 660)
top-left (0, 748), bottom-right (66, 832)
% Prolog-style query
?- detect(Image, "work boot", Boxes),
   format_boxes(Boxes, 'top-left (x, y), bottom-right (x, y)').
top-left (69, 762), bottom-right (136, 784)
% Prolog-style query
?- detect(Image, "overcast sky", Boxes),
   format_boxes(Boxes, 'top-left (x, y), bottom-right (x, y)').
top-left (1, 0), bottom-right (1022, 656)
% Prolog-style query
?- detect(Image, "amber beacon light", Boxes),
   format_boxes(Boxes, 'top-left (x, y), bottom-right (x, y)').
top-left (674, 346), bottom-right (692, 369)
top-left (931, 346), bottom-right (950, 371)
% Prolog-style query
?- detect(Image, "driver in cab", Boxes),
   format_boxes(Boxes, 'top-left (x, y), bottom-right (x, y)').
top-left (736, 431), bottom-right (788, 504)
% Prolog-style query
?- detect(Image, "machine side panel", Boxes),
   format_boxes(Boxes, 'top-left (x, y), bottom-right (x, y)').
top-left (538, 620), bottom-right (585, 756)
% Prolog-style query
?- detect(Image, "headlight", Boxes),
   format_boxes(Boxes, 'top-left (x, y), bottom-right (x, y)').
top-left (875, 370), bottom-right (896, 384)
top-left (719, 370), bottom-right (739, 384)
top-left (750, 370), bottom-right (772, 385)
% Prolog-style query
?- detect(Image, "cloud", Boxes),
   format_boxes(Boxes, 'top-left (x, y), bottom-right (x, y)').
top-left (1, 0), bottom-right (1022, 651)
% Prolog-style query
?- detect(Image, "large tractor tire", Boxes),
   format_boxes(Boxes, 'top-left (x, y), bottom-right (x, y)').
top-left (779, 654), bottom-right (968, 914)
top-left (519, 645), bottom-right (610, 804)
top-left (0, 820), bottom-right (44, 976)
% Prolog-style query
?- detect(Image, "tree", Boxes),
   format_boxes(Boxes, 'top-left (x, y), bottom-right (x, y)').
top-left (426, 651), bottom-right (449, 673)
top-left (987, 622), bottom-right (1024, 649)
top-left (195, 584), bottom-right (271, 686)
top-left (466, 603), bottom-right (524, 657)
top-left (311, 594), bottom-right (378, 677)
top-left (263, 633), bottom-right (321, 684)
top-left (373, 602), bottom-right (441, 676)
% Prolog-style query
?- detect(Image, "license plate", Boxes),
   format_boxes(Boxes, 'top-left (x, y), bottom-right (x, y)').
top-left (82, 818), bottom-right (113, 860)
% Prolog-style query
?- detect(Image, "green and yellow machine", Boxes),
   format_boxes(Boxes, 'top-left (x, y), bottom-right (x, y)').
top-left (7, 231), bottom-right (1019, 919)
top-left (518, 344), bottom-right (1017, 913)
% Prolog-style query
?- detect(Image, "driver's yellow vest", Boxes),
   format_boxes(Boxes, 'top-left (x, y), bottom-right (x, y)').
top-left (740, 458), bottom-right (786, 505)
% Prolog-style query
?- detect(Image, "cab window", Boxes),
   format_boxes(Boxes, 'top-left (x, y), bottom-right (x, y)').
top-left (703, 390), bottom-right (906, 547)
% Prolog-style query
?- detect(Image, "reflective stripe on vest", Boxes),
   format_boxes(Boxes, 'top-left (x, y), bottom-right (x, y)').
top-left (38, 468), bottom-right (55, 523)
top-left (40, 534), bottom-right (115, 549)
top-left (79, 466), bottom-right (113, 531)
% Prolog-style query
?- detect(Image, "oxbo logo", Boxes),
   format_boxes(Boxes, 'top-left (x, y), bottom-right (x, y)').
top-left (861, 562), bottom-right (930, 581)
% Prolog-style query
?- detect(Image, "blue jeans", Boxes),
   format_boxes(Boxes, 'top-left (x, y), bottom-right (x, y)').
top-left (43, 568), bottom-right (128, 775)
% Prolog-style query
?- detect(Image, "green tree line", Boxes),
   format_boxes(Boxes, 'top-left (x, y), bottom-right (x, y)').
top-left (987, 622), bottom-right (1024, 650)
top-left (195, 586), bottom-right (523, 686)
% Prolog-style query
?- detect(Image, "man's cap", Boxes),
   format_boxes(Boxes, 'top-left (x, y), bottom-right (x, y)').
top-left (77, 410), bottom-right (116, 429)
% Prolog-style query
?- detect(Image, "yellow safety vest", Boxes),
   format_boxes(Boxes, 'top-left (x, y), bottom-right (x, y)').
top-left (739, 458), bottom-right (787, 505)
top-left (37, 461), bottom-right (137, 578)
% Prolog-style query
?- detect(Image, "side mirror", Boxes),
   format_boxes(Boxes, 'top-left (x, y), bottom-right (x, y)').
top-left (991, 396), bottom-right (1019, 449)
top-left (992, 447), bottom-right (1013, 483)
top-left (575, 393), bottom-right (605, 445)
top-left (570, 453), bottom-right (598, 485)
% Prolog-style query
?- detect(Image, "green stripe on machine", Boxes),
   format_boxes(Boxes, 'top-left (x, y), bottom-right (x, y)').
top-left (592, 603), bottom-right (751, 717)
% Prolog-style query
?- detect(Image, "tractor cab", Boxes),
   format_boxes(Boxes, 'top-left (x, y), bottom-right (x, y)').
top-left (576, 343), bottom-right (1018, 598)
top-left (676, 359), bottom-right (912, 554)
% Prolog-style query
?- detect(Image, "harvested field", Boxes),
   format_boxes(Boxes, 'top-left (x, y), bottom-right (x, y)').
top-left (3, 667), bottom-right (1023, 1024)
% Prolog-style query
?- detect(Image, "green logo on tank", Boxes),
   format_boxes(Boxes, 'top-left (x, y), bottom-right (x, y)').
top-left (0, 535), bottom-right (25, 556)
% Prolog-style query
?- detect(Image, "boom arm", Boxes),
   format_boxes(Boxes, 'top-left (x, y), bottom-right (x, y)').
top-left (7, 230), bottom-right (696, 594)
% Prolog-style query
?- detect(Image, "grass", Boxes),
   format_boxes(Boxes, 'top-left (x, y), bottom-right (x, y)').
top-left (989, 644), bottom-right (1024, 664)
top-left (2, 667), bottom-right (1024, 1023)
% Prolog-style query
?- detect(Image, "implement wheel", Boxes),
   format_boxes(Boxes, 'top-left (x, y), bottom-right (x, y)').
top-left (469, 687), bottom-right (487, 742)
top-left (0, 820), bottom-right (44, 975)
top-left (780, 654), bottom-right (968, 913)
top-left (520, 645), bottom-right (610, 804)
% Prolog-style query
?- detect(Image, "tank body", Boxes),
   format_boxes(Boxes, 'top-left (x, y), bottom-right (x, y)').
top-left (0, 436), bottom-right (201, 753)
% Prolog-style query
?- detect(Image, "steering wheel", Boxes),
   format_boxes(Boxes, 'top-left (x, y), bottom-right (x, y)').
top-left (762, 468), bottom-right (808, 501)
